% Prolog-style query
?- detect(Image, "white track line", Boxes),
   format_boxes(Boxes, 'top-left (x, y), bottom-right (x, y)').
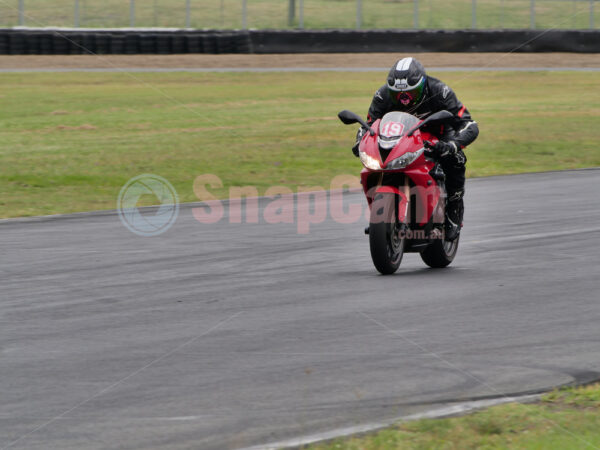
top-left (239, 394), bottom-right (540, 450)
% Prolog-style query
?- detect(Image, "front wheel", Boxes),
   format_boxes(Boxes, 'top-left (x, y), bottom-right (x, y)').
top-left (420, 234), bottom-right (459, 268)
top-left (369, 193), bottom-right (405, 275)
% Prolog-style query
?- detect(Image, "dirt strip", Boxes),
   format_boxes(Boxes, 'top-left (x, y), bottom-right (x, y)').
top-left (0, 53), bottom-right (598, 69)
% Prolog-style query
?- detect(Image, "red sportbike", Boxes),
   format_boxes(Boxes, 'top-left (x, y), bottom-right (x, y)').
top-left (338, 109), bottom-right (459, 274)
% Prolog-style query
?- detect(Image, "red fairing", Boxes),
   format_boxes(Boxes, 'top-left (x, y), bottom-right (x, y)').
top-left (360, 119), bottom-right (382, 163)
top-left (360, 168), bottom-right (372, 200)
top-left (358, 119), bottom-right (444, 226)
top-left (381, 133), bottom-right (422, 168)
top-left (375, 186), bottom-right (401, 195)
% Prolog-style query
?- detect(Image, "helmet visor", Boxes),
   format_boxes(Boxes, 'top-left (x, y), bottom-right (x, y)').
top-left (388, 76), bottom-right (426, 107)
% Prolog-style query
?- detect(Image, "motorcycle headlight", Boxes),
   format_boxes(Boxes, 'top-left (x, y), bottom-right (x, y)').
top-left (386, 148), bottom-right (424, 170)
top-left (359, 151), bottom-right (381, 170)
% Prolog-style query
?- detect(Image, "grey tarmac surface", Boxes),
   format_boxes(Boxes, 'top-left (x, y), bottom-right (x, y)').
top-left (1, 169), bottom-right (600, 449)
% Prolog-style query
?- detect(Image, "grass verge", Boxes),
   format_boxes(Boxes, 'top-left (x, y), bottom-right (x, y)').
top-left (1, 71), bottom-right (599, 218)
top-left (308, 383), bottom-right (600, 450)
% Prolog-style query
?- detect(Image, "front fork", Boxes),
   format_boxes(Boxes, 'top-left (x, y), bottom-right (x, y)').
top-left (369, 174), bottom-right (410, 224)
top-left (398, 177), bottom-right (410, 225)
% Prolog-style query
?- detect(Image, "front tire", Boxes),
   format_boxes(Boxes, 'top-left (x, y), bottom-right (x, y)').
top-left (369, 193), bottom-right (405, 275)
top-left (420, 234), bottom-right (459, 268)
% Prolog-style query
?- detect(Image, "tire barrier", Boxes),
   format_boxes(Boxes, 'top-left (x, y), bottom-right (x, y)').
top-left (250, 29), bottom-right (600, 53)
top-left (0, 29), bottom-right (597, 54)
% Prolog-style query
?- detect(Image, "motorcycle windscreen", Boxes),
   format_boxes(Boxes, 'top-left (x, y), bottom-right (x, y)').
top-left (377, 112), bottom-right (420, 151)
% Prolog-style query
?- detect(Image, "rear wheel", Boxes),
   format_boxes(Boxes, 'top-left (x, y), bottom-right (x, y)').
top-left (420, 234), bottom-right (459, 268)
top-left (369, 193), bottom-right (405, 275)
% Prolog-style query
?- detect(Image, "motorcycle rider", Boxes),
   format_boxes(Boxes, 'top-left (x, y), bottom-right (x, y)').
top-left (353, 57), bottom-right (479, 241)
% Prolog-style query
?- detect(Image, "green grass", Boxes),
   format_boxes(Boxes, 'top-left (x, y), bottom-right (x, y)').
top-left (0, 0), bottom-right (597, 29)
top-left (308, 383), bottom-right (600, 450)
top-left (0, 70), bottom-right (599, 218)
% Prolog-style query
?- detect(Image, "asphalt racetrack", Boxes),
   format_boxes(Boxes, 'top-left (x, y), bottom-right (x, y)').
top-left (1, 169), bottom-right (600, 449)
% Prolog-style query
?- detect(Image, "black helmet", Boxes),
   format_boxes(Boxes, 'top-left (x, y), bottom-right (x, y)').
top-left (386, 57), bottom-right (427, 108)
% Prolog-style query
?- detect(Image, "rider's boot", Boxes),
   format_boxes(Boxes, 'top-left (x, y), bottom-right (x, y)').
top-left (445, 190), bottom-right (464, 242)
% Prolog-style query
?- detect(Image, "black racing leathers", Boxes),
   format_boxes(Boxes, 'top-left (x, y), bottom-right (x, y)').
top-left (365, 76), bottom-right (479, 199)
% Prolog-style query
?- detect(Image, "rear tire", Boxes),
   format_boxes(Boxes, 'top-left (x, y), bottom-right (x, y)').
top-left (369, 193), bottom-right (405, 275)
top-left (420, 234), bottom-right (459, 268)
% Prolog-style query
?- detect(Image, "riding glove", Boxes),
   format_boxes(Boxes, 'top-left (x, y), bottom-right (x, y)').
top-left (424, 140), bottom-right (458, 159)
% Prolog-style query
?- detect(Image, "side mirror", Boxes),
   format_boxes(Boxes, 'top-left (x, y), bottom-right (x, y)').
top-left (337, 110), bottom-right (376, 136)
top-left (337, 110), bottom-right (361, 125)
top-left (407, 110), bottom-right (454, 137)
